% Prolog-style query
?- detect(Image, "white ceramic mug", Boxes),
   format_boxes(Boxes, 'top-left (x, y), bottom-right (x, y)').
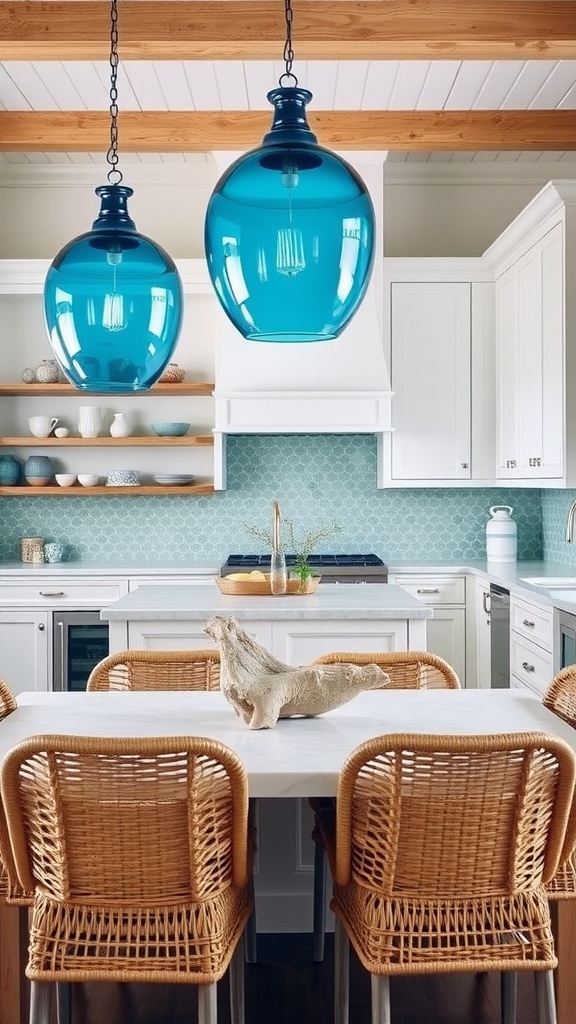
top-left (78, 406), bottom-right (102, 438)
top-left (28, 416), bottom-right (58, 438)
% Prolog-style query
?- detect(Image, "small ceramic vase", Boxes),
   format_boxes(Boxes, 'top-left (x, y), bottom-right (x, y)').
top-left (24, 455), bottom-right (54, 486)
top-left (43, 541), bottom-right (65, 563)
top-left (21, 367), bottom-right (35, 384)
top-left (109, 412), bottom-right (131, 438)
top-left (158, 363), bottom-right (185, 384)
top-left (78, 406), bottom-right (102, 438)
top-left (0, 454), bottom-right (22, 485)
top-left (34, 359), bottom-right (60, 384)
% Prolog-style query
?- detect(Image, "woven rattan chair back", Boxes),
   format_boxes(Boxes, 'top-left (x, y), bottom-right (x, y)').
top-left (86, 648), bottom-right (221, 691)
top-left (0, 678), bottom-right (17, 899)
top-left (324, 732), bottom-right (576, 1024)
top-left (542, 667), bottom-right (576, 899)
top-left (313, 650), bottom-right (460, 689)
top-left (543, 666), bottom-right (576, 727)
top-left (1, 734), bottom-right (252, 1024)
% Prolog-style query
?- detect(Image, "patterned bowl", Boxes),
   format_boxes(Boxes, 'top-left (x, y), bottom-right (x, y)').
top-left (151, 422), bottom-right (190, 437)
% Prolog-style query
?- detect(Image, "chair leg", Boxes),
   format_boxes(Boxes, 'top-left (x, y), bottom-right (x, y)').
top-left (313, 841), bottom-right (327, 962)
top-left (229, 938), bottom-right (245, 1024)
top-left (29, 981), bottom-right (51, 1024)
top-left (245, 798), bottom-right (257, 964)
top-left (334, 917), bottom-right (350, 1024)
top-left (535, 971), bottom-right (558, 1024)
top-left (56, 982), bottom-right (72, 1024)
top-left (501, 972), bottom-right (518, 1024)
top-left (371, 974), bottom-right (391, 1024)
top-left (198, 981), bottom-right (218, 1024)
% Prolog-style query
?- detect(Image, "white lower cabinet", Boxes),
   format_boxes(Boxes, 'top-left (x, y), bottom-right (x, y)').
top-left (272, 620), bottom-right (409, 664)
top-left (0, 610), bottom-right (49, 693)
top-left (509, 594), bottom-right (554, 696)
top-left (390, 574), bottom-right (466, 685)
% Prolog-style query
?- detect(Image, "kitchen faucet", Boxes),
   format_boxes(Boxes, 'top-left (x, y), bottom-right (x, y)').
top-left (565, 500), bottom-right (576, 542)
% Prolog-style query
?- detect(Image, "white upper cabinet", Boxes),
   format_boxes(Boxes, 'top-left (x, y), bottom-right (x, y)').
top-left (487, 181), bottom-right (576, 486)
top-left (495, 221), bottom-right (564, 480)
top-left (379, 261), bottom-right (494, 487)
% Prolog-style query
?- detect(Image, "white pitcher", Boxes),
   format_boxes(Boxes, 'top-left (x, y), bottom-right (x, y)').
top-left (78, 406), bottom-right (102, 438)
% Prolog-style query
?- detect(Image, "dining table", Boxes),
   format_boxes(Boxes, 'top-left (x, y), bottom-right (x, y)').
top-left (1, 687), bottom-right (576, 1024)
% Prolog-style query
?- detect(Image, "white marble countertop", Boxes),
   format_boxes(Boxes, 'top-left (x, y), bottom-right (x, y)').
top-left (0, 560), bottom-right (219, 576)
top-left (101, 583), bottom-right (433, 621)
top-left (4, 689), bottom-right (575, 798)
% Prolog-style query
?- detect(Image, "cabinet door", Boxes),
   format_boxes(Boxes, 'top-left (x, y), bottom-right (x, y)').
top-left (496, 222), bottom-right (563, 479)
top-left (127, 619), bottom-right (272, 652)
top-left (0, 610), bottom-right (49, 693)
top-left (390, 282), bottom-right (471, 480)
top-left (425, 608), bottom-right (466, 686)
top-left (272, 620), bottom-right (409, 664)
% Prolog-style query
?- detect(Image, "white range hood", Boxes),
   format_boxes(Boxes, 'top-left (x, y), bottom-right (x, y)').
top-left (212, 155), bottom-right (393, 438)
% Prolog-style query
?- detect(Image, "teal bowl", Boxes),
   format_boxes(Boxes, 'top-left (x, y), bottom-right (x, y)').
top-left (151, 422), bottom-right (190, 437)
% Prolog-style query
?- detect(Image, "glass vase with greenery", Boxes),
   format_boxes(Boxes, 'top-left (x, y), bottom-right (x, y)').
top-left (245, 515), bottom-right (342, 592)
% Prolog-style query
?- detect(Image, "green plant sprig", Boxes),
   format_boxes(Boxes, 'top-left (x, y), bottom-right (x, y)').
top-left (244, 518), bottom-right (343, 580)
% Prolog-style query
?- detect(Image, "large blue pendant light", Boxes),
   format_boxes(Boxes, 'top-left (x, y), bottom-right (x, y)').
top-left (43, 0), bottom-right (183, 392)
top-left (204, 0), bottom-right (375, 343)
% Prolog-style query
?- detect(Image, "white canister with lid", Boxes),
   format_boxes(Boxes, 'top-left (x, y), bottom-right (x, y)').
top-left (486, 506), bottom-right (517, 563)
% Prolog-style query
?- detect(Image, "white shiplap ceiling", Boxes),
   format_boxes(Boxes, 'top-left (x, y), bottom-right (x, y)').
top-left (1, 56), bottom-right (575, 165)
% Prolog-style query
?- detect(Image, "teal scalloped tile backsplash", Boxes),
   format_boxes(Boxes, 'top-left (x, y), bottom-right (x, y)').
top-left (542, 490), bottom-right (576, 564)
top-left (0, 435), bottom-right (543, 563)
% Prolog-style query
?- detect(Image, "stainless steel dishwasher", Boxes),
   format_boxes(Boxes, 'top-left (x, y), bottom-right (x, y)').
top-left (490, 584), bottom-right (510, 688)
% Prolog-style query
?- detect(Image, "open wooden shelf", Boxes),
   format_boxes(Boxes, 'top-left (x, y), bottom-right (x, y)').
top-left (0, 382), bottom-right (214, 396)
top-left (0, 435), bottom-right (214, 447)
top-left (0, 483), bottom-right (215, 496)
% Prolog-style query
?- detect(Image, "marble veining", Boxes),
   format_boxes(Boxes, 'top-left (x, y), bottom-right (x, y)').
top-left (5, 689), bottom-right (576, 798)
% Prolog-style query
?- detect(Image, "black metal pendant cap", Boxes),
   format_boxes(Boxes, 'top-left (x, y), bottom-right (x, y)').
top-left (92, 184), bottom-right (137, 232)
top-left (262, 87), bottom-right (319, 146)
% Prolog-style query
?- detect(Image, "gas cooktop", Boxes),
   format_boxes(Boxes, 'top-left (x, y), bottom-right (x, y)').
top-left (221, 554), bottom-right (388, 583)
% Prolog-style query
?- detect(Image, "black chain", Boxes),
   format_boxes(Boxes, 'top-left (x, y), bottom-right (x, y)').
top-left (106, 0), bottom-right (122, 184)
top-left (279, 0), bottom-right (298, 87)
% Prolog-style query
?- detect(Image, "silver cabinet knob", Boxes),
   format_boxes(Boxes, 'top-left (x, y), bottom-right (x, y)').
top-left (38, 623), bottom-right (45, 631)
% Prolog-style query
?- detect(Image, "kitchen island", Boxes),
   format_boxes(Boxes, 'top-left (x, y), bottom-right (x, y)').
top-left (102, 583), bottom-right (432, 659)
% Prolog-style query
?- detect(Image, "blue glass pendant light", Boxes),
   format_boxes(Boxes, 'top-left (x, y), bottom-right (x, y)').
top-left (43, 0), bottom-right (183, 392)
top-left (204, 0), bottom-right (375, 343)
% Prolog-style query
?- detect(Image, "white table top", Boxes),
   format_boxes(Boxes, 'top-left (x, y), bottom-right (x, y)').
top-left (101, 583), bottom-right (433, 622)
top-left (2, 690), bottom-right (575, 798)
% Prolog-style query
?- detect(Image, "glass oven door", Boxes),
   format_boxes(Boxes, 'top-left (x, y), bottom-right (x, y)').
top-left (52, 611), bottom-right (109, 691)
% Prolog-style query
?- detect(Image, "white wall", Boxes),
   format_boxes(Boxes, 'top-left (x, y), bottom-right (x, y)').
top-left (3, 156), bottom-right (576, 259)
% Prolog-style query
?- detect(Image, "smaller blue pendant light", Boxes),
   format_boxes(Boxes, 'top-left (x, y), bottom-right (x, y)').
top-left (43, 0), bottom-right (183, 392)
top-left (204, 0), bottom-right (375, 344)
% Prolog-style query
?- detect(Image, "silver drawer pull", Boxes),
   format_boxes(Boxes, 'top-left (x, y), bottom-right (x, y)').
top-left (416, 588), bottom-right (440, 594)
top-left (39, 591), bottom-right (65, 597)
top-left (521, 661), bottom-right (535, 673)
top-left (522, 619), bottom-right (535, 628)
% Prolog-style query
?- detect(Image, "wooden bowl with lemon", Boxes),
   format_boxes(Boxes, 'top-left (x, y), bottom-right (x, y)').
top-left (216, 570), bottom-right (319, 596)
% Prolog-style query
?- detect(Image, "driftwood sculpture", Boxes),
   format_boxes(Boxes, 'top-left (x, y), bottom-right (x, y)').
top-left (204, 615), bottom-right (390, 730)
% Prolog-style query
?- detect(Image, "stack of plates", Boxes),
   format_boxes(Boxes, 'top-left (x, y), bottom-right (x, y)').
top-left (153, 474), bottom-right (195, 486)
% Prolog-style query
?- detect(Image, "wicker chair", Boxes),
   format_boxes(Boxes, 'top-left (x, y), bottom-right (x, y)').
top-left (0, 678), bottom-right (17, 899)
top-left (86, 648), bottom-right (221, 691)
top-left (1, 734), bottom-right (253, 1024)
top-left (312, 649), bottom-right (461, 689)
top-left (313, 731), bottom-right (576, 1024)
top-left (543, 667), bottom-right (576, 899)
top-left (310, 650), bottom-right (460, 960)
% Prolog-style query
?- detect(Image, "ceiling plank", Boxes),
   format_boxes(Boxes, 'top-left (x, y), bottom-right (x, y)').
top-left (1, 110), bottom-right (574, 151)
top-left (0, 2), bottom-right (574, 61)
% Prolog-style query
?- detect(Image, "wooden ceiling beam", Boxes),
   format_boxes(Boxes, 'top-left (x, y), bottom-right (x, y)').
top-left (1, 110), bottom-right (574, 152)
top-left (0, 2), bottom-right (574, 61)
